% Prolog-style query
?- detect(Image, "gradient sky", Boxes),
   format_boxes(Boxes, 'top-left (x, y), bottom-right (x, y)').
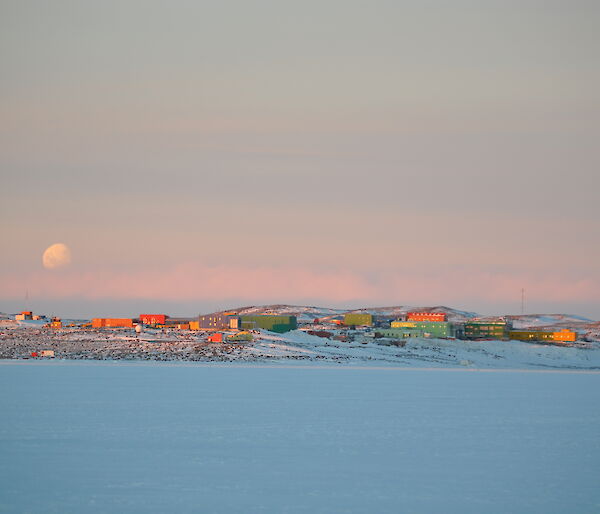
top-left (1, 0), bottom-right (599, 318)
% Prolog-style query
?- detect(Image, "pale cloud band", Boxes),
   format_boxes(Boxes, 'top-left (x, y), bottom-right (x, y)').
top-left (2, 263), bottom-right (598, 308)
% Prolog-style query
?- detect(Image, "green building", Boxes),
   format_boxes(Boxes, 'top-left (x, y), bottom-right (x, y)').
top-left (390, 321), bottom-right (454, 338)
top-left (240, 315), bottom-right (297, 333)
top-left (464, 320), bottom-right (510, 340)
top-left (344, 313), bottom-right (373, 327)
top-left (376, 328), bottom-right (424, 339)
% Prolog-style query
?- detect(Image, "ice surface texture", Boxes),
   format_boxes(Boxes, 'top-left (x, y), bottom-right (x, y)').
top-left (0, 362), bottom-right (598, 513)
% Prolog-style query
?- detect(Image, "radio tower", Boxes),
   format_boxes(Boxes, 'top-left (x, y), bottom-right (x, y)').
top-left (521, 288), bottom-right (525, 315)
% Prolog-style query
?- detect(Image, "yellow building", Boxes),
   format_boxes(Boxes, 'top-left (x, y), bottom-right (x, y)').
top-left (391, 321), bottom-right (417, 328)
top-left (227, 331), bottom-right (253, 342)
top-left (189, 321), bottom-right (200, 330)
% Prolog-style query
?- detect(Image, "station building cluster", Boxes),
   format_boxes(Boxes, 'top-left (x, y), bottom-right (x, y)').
top-left (16, 307), bottom-right (578, 346)
top-left (342, 312), bottom-right (577, 343)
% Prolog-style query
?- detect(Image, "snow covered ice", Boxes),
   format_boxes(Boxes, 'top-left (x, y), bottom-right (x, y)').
top-left (1, 361), bottom-right (599, 513)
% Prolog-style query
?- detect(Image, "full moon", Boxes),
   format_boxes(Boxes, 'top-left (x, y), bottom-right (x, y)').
top-left (42, 243), bottom-right (72, 270)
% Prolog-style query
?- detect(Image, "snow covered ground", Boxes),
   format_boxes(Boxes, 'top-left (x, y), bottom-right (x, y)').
top-left (0, 361), bottom-right (598, 513)
top-left (253, 330), bottom-right (600, 370)
top-left (2, 325), bottom-right (600, 368)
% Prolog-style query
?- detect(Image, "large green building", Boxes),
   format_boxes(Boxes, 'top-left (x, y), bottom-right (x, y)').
top-left (240, 315), bottom-right (297, 333)
top-left (390, 321), bottom-right (454, 338)
top-left (463, 320), bottom-right (510, 340)
top-left (344, 313), bottom-right (373, 327)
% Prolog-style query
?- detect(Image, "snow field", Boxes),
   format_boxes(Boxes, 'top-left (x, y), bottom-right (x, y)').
top-left (0, 362), bottom-right (599, 513)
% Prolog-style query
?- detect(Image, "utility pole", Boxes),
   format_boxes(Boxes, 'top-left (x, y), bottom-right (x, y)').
top-left (521, 288), bottom-right (525, 315)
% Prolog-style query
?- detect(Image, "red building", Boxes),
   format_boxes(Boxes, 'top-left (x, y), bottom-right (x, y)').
top-left (208, 333), bottom-right (223, 343)
top-left (139, 314), bottom-right (167, 325)
top-left (406, 312), bottom-right (447, 322)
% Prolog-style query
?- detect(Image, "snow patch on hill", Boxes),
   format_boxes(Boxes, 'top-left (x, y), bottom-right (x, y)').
top-left (508, 314), bottom-right (593, 328)
top-left (254, 330), bottom-right (600, 370)
top-left (224, 304), bottom-right (479, 322)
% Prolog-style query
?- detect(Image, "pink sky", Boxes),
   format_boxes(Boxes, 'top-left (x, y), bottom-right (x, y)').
top-left (2, 263), bottom-right (598, 313)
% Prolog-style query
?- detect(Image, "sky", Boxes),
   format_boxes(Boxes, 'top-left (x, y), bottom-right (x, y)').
top-left (1, 0), bottom-right (599, 318)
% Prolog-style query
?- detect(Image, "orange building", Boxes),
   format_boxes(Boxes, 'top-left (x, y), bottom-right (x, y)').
top-left (92, 318), bottom-right (134, 328)
top-left (552, 329), bottom-right (577, 342)
top-left (208, 333), bottom-right (223, 343)
top-left (406, 312), bottom-right (447, 322)
top-left (139, 314), bottom-right (167, 325)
